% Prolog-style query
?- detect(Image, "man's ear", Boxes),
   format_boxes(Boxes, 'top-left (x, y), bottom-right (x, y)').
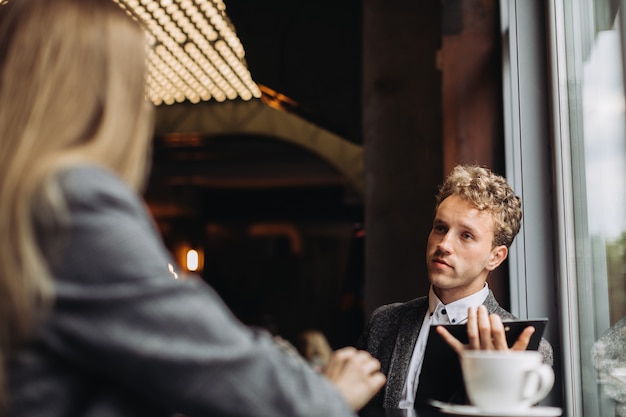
top-left (487, 245), bottom-right (508, 271)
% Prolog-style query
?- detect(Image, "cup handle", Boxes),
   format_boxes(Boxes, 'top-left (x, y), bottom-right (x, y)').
top-left (522, 364), bottom-right (555, 405)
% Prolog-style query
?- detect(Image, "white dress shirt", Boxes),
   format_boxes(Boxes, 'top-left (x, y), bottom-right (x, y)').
top-left (398, 284), bottom-right (490, 409)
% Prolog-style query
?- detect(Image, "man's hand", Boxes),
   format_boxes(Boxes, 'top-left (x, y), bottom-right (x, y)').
top-left (436, 305), bottom-right (535, 355)
top-left (323, 346), bottom-right (386, 411)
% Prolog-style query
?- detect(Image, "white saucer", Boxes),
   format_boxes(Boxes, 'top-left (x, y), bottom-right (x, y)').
top-left (437, 404), bottom-right (562, 416)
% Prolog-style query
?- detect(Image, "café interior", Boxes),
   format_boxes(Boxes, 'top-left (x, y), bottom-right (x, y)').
top-left (115, 0), bottom-right (625, 416)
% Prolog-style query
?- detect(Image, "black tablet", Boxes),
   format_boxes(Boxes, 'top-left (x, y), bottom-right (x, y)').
top-left (415, 318), bottom-right (548, 405)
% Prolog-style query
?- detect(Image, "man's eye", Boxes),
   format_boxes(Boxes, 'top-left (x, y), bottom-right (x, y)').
top-left (434, 225), bottom-right (446, 233)
top-left (462, 233), bottom-right (473, 240)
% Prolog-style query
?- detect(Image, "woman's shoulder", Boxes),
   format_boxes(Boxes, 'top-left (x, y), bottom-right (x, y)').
top-left (57, 165), bottom-right (130, 195)
top-left (55, 165), bottom-right (141, 211)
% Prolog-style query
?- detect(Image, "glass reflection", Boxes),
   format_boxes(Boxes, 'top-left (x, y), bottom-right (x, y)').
top-left (581, 21), bottom-right (626, 326)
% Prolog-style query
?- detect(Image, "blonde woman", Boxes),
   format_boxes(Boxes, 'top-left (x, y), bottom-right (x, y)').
top-left (0, 1), bottom-right (384, 416)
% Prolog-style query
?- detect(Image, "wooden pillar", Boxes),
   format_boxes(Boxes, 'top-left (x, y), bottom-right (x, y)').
top-left (441, 0), bottom-right (504, 174)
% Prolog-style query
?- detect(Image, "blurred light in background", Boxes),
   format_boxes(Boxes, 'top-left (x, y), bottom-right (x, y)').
top-left (186, 249), bottom-right (199, 271)
top-left (114, 0), bottom-right (262, 105)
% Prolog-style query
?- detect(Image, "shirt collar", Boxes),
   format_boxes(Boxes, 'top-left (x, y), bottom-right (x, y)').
top-left (427, 283), bottom-right (490, 325)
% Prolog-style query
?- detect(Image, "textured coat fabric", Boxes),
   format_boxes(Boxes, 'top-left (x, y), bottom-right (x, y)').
top-left (8, 166), bottom-right (356, 417)
top-left (356, 292), bottom-right (554, 408)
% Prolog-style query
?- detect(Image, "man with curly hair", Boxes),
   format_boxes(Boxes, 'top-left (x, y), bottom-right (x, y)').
top-left (357, 164), bottom-right (553, 408)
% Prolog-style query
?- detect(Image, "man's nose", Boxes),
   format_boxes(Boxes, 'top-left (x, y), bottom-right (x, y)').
top-left (437, 232), bottom-right (453, 253)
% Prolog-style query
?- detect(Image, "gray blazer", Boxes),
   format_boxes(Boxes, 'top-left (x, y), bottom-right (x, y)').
top-left (356, 293), bottom-right (554, 408)
top-left (8, 166), bottom-right (355, 417)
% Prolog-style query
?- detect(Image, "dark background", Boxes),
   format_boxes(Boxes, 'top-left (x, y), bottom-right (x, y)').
top-left (223, 0), bottom-right (363, 143)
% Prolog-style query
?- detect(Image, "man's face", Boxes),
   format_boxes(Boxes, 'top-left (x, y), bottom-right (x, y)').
top-left (426, 194), bottom-right (507, 304)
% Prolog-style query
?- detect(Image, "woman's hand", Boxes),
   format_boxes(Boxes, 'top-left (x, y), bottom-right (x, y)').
top-left (323, 346), bottom-right (386, 411)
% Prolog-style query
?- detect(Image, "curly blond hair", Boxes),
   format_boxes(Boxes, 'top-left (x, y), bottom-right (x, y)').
top-left (435, 164), bottom-right (522, 248)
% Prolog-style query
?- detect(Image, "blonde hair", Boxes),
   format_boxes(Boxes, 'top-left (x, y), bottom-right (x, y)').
top-left (0, 0), bottom-right (153, 410)
top-left (435, 164), bottom-right (522, 248)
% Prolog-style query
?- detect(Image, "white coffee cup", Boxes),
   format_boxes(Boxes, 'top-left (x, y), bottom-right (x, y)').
top-left (460, 350), bottom-right (554, 412)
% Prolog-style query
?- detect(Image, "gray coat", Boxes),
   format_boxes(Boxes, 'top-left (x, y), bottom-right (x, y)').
top-left (356, 293), bottom-right (554, 408)
top-left (8, 166), bottom-right (355, 417)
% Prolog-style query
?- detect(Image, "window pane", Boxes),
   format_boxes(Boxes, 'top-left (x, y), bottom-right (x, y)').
top-left (563, 0), bottom-right (626, 415)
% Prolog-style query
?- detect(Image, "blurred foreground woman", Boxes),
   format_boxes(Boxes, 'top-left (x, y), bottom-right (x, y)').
top-left (0, 1), bottom-right (384, 416)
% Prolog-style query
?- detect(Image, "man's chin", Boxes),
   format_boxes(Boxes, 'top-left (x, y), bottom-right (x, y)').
top-left (428, 274), bottom-right (456, 289)
top-left (428, 264), bottom-right (453, 277)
